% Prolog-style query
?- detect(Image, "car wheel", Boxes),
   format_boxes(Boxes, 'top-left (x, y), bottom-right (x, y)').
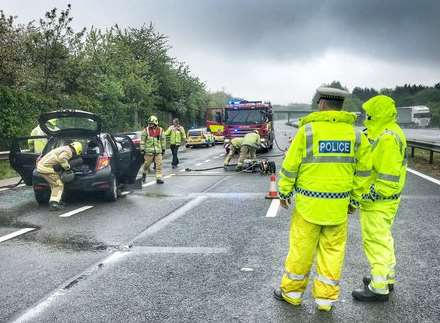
top-left (34, 189), bottom-right (50, 205)
top-left (104, 177), bottom-right (118, 202)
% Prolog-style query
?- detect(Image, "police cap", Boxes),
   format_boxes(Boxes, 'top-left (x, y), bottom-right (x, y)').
top-left (316, 86), bottom-right (349, 103)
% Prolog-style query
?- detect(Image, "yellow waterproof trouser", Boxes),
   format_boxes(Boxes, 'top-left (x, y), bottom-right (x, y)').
top-left (143, 154), bottom-right (163, 179)
top-left (360, 200), bottom-right (399, 294)
top-left (280, 210), bottom-right (347, 306)
top-left (224, 145), bottom-right (239, 166)
top-left (237, 145), bottom-right (256, 166)
top-left (39, 173), bottom-right (64, 203)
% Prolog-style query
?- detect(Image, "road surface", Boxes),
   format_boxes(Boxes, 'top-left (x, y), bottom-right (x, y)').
top-left (0, 121), bottom-right (439, 322)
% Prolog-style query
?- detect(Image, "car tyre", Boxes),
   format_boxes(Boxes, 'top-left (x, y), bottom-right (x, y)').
top-left (104, 177), bottom-right (118, 202)
top-left (34, 189), bottom-right (50, 205)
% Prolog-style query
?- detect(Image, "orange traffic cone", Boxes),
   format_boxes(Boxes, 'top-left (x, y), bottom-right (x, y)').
top-left (266, 174), bottom-right (279, 199)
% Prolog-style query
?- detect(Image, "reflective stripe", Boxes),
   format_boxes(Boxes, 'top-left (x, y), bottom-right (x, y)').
top-left (368, 284), bottom-right (389, 295)
top-left (302, 156), bottom-right (355, 164)
top-left (296, 187), bottom-right (350, 199)
top-left (355, 170), bottom-right (371, 177)
top-left (315, 298), bottom-right (334, 306)
top-left (284, 291), bottom-right (303, 299)
top-left (285, 271), bottom-right (307, 281)
top-left (280, 168), bottom-right (297, 179)
top-left (317, 274), bottom-right (339, 286)
top-left (372, 275), bottom-right (387, 282)
top-left (377, 172), bottom-right (400, 182)
top-left (305, 124), bottom-right (313, 157)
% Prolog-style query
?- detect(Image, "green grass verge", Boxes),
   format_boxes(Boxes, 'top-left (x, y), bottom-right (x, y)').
top-left (0, 159), bottom-right (18, 180)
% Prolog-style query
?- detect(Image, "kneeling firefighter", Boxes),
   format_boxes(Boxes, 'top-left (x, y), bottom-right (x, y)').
top-left (236, 130), bottom-right (261, 170)
top-left (141, 115), bottom-right (166, 184)
top-left (352, 95), bottom-right (407, 302)
top-left (36, 142), bottom-right (83, 211)
top-left (274, 87), bottom-right (371, 311)
top-left (224, 137), bottom-right (243, 166)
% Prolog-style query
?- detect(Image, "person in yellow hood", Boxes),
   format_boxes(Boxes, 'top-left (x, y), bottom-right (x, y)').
top-left (274, 87), bottom-right (371, 311)
top-left (352, 95), bottom-right (407, 302)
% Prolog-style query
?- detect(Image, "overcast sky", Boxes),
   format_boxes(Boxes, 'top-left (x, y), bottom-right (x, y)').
top-left (1, 0), bottom-right (439, 104)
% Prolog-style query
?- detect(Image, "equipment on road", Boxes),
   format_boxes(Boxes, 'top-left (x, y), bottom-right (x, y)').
top-left (185, 158), bottom-right (276, 176)
top-left (265, 174), bottom-right (279, 199)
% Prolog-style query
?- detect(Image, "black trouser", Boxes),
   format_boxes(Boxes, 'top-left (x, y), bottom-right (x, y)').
top-left (170, 144), bottom-right (179, 166)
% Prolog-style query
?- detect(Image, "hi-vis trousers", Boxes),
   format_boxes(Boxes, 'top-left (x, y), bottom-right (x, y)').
top-left (360, 199), bottom-right (399, 294)
top-left (280, 210), bottom-right (348, 307)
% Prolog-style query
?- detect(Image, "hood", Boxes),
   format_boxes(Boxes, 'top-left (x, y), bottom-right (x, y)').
top-left (362, 95), bottom-right (397, 138)
top-left (299, 111), bottom-right (357, 127)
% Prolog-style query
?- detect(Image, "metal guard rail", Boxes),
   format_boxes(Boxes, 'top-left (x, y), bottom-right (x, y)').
top-left (407, 140), bottom-right (440, 164)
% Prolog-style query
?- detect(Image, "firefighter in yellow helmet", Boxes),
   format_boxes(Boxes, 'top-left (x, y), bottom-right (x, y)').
top-left (141, 115), bottom-right (166, 184)
top-left (274, 87), bottom-right (372, 311)
top-left (224, 137), bottom-right (243, 166)
top-left (236, 130), bottom-right (260, 170)
top-left (352, 95), bottom-right (407, 302)
top-left (36, 141), bottom-right (82, 211)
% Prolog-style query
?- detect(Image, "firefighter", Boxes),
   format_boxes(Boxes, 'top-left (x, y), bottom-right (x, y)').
top-left (36, 142), bottom-right (82, 211)
top-left (236, 130), bottom-right (261, 170)
top-left (352, 95), bottom-right (407, 302)
top-left (165, 118), bottom-right (186, 169)
top-left (224, 137), bottom-right (243, 166)
top-left (141, 115), bottom-right (166, 184)
top-left (274, 87), bottom-right (371, 311)
top-left (28, 119), bottom-right (57, 153)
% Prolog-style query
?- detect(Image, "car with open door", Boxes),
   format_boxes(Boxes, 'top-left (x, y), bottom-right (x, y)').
top-left (9, 110), bottom-right (143, 203)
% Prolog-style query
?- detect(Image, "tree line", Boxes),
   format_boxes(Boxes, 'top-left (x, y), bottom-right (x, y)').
top-left (0, 5), bottom-right (230, 150)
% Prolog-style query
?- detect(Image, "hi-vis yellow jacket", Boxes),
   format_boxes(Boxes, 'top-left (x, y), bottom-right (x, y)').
top-left (278, 111), bottom-right (372, 225)
top-left (362, 95), bottom-right (407, 200)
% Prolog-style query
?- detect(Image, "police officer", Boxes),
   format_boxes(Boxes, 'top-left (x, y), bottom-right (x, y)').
top-left (141, 116), bottom-right (166, 184)
top-left (352, 95), bottom-right (407, 302)
top-left (274, 87), bottom-right (371, 311)
top-left (37, 142), bottom-right (82, 211)
top-left (236, 130), bottom-right (261, 170)
top-left (224, 137), bottom-right (243, 166)
top-left (165, 118), bottom-right (186, 169)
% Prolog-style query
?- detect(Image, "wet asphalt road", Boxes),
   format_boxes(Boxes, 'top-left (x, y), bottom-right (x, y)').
top-left (1, 121), bottom-right (440, 323)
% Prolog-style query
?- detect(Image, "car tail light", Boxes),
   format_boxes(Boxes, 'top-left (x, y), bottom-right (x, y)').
top-left (96, 156), bottom-right (110, 171)
top-left (132, 138), bottom-right (140, 145)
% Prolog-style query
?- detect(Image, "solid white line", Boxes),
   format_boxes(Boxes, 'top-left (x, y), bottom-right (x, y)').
top-left (407, 168), bottom-right (440, 186)
top-left (59, 206), bottom-right (94, 218)
top-left (0, 228), bottom-right (36, 243)
top-left (266, 199), bottom-right (280, 218)
top-left (130, 246), bottom-right (228, 254)
top-left (142, 181), bottom-right (156, 187)
top-left (0, 188), bottom-right (9, 192)
top-left (0, 183), bottom-right (26, 192)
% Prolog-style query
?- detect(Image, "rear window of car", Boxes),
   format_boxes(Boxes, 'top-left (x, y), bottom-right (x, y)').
top-left (44, 137), bottom-right (101, 155)
top-left (188, 131), bottom-right (202, 136)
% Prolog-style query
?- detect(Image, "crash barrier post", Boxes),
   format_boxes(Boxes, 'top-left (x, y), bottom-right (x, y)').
top-left (407, 140), bottom-right (440, 164)
top-left (265, 174), bottom-right (279, 199)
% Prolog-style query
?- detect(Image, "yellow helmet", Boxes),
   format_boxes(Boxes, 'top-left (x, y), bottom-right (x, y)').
top-left (148, 115), bottom-right (159, 126)
top-left (70, 141), bottom-right (83, 155)
top-left (253, 129), bottom-right (260, 134)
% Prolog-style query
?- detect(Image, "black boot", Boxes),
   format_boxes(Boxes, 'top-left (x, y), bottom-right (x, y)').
top-left (156, 178), bottom-right (164, 184)
top-left (363, 276), bottom-right (394, 292)
top-left (352, 286), bottom-right (389, 302)
top-left (273, 288), bottom-right (285, 302)
top-left (142, 173), bottom-right (146, 183)
top-left (49, 201), bottom-right (65, 211)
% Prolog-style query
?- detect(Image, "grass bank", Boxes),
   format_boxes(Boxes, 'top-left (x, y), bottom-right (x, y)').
top-left (0, 160), bottom-right (18, 180)
top-left (407, 148), bottom-right (440, 180)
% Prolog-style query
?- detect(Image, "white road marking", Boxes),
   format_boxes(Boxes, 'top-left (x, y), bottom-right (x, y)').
top-left (0, 184), bottom-right (26, 192)
top-left (195, 163), bottom-right (202, 166)
top-left (265, 199), bottom-right (280, 217)
top-left (142, 181), bottom-right (156, 187)
top-left (120, 191), bottom-right (131, 196)
top-left (59, 206), bottom-right (94, 218)
top-left (130, 246), bottom-right (228, 254)
top-left (204, 159), bottom-right (211, 162)
top-left (213, 156), bottom-right (220, 159)
top-left (0, 228), bottom-right (36, 243)
top-left (407, 168), bottom-right (440, 186)
top-left (164, 174), bottom-right (175, 179)
top-left (179, 169), bottom-right (186, 172)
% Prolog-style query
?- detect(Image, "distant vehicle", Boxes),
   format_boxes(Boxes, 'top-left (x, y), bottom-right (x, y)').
top-left (10, 110), bottom-right (143, 203)
top-left (223, 99), bottom-right (274, 152)
top-left (205, 108), bottom-right (225, 143)
top-left (398, 106), bottom-right (431, 128)
top-left (186, 128), bottom-right (215, 148)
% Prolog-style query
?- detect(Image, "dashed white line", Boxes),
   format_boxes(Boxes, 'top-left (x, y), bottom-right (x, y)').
top-left (179, 169), bottom-right (186, 172)
top-left (0, 228), bottom-right (36, 243)
top-left (265, 199), bottom-right (280, 217)
top-left (195, 163), bottom-right (202, 166)
top-left (59, 206), bottom-right (94, 218)
top-left (407, 168), bottom-right (440, 186)
top-left (205, 159), bottom-right (211, 163)
top-left (120, 191), bottom-right (131, 196)
top-left (164, 174), bottom-right (175, 179)
top-left (142, 180), bottom-right (156, 187)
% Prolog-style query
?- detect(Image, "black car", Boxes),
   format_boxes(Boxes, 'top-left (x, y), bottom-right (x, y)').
top-left (10, 110), bottom-right (143, 203)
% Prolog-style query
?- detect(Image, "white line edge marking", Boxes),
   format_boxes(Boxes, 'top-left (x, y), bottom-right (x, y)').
top-left (59, 206), bottom-right (94, 218)
top-left (266, 199), bottom-right (280, 218)
top-left (142, 181), bottom-right (156, 187)
top-left (407, 168), bottom-right (440, 186)
top-left (0, 184), bottom-right (26, 192)
top-left (0, 228), bottom-right (36, 243)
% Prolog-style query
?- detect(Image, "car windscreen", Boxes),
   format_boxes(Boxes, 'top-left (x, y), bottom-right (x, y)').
top-left (225, 109), bottom-right (267, 125)
top-left (413, 112), bottom-right (431, 118)
top-left (188, 131), bottom-right (202, 136)
top-left (44, 117), bottom-right (99, 134)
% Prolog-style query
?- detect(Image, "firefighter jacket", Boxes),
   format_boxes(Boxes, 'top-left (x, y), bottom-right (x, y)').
top-left (165, 125), bottom-right (186, 145)
top-left (278, 110), bottom-right (372, 225)
top-left (37, 146), bottom-right (73, 174)
top-left (362, 95), bottom-right (407, 199)
top-left (231, 137), bottom-right (243, 148)
top-left (242, 132), bottom-right (261, 149)
top-left (141, 126), bottom-right (166, 155)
